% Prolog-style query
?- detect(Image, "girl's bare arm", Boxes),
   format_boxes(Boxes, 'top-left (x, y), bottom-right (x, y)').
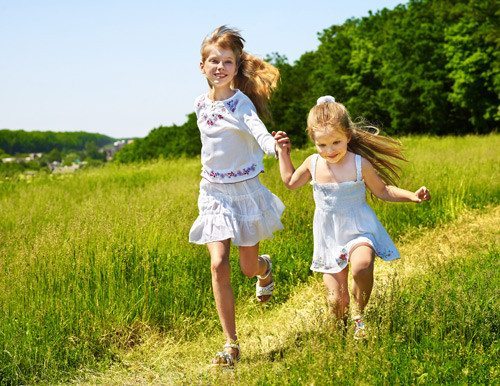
top-left (273, 131), bottom-right (311, 190)
top-left (362, 158), bottom-right (431, 203)
top-left (278, 154), bottom-right (312, 190)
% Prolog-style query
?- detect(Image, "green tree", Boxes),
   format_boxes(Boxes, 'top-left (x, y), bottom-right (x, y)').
top-left (46, 148), bottom-right (62, 163)
top-left (0, 130), bottom-right (115, 154)
top-left (269, 51), bottom-right (319, 146)
top-left (84, 141), bottom-right (105, 161)
top-left (114, 113), bottom-right (200, 163)
top-left (444, 0), bottom-right (499, 132)
top-left (63, 152), bottom-right (80, 166)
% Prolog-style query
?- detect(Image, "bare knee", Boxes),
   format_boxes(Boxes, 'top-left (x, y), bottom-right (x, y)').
top-left (240, 265), bottom-right (256, 278)
top-left (211, 258), bottom-right (230, 281)
top-left (352, 263), bottom-right (373, 282)
top-left (327, 290), bottom-right (350, 309)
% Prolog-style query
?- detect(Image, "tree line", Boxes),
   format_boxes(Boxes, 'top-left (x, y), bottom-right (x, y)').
top-left (0, 129), bottom-right (115, 155)
top-left (267, 0), bottom-right (497, 147)
top-left (116, 0), bottom-right (497, 163)
top-left (0, 130), bottom-right (116, 176)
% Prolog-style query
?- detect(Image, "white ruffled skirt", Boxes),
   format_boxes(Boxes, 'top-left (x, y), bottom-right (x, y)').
top-left (189, 176), bottom-right (285, 246)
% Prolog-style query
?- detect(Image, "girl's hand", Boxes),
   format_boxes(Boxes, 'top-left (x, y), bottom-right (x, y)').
top-left (272, 131), bottom-right (291, 155)
top-left (414, 186), bottom-right (431, 203)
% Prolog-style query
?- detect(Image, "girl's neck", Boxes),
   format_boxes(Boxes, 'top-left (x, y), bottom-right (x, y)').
top-left (209, 86), bottom-right (236, 101)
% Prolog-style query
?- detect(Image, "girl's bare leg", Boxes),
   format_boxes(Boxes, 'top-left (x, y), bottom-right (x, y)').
top-left (207, 240), bottom-right (238, 345)
top-left (323, 270), bottom-right (350, 323)
top-left (349, 245), bottom-right (375, 316)
top-left (239, 243), bottom-right (273, 302)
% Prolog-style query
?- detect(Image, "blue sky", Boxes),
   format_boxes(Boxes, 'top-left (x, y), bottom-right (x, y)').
top-left (0, 0), bottom-right (406, 139)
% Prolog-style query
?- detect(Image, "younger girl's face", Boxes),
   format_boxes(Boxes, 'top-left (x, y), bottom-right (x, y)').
top-left (200, 45), bottom-right (237, 90)
top-left (313, 128), bottom-right (350, 164)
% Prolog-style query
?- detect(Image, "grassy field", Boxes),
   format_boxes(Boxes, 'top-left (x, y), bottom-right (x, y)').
top-left (0, 135), bottom-right (499, 384)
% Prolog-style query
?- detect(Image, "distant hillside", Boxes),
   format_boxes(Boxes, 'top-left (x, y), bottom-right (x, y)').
top-left (114, 113), bottom-right (199, 163)
top-left (0, 129), bottom-right (116, 154)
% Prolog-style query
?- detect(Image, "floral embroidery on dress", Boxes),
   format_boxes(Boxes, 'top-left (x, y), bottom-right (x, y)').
top-left (203, 163), bottom-right (257, 179)
top-left (225, 98), bottom-right (239, 112)
top-left (196, 98), bottom-right (206, 110)
top-left (198, 95), bottom-right (239, 127)
top-left (203, 113), bottom-right (224, 126)
top-left (339, 248), bottom-right (348, 261)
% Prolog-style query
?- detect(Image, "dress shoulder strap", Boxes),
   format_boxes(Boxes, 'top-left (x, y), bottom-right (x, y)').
top-left (355, 154), bottom-right (362, 181)
top-left (310, 154), bottom-right (320, 183)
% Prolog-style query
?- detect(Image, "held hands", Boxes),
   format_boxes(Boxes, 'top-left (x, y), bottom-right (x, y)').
top-left (414, 186), bottom-right (431, 203)
top-left (272, 131), bottom-right (291, 155)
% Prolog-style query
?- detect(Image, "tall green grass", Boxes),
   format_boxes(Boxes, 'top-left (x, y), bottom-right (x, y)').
top-left (0, 135), bottom-right (498, 383)
top-left (244, 249), bottom-right (499, 385)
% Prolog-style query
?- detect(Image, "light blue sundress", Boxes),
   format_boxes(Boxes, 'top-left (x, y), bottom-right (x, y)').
top-left (310, 154), bottom-right (400, 274)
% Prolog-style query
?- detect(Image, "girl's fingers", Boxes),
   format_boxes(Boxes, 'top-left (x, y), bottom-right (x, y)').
top-left (416, 186), bottom-right (431, 201)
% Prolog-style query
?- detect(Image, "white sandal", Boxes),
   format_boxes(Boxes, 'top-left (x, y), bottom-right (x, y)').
top-left (353, 316), bottom-right (367, 340)
top-left (212, 340), bottom-right (241, 367)
top-left (256, 254), bottom-right (274, 302)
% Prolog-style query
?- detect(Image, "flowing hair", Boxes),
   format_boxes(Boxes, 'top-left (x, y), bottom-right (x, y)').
top-left (201, 25), bottom-right (280, 121)
top-left (307, 101), bottom-right (406, 186)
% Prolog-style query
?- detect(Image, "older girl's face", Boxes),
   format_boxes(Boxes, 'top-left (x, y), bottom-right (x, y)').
top-left (313, 128), bottom-right (350, 163)
top-left (200, 45), bottom-right (237, 90)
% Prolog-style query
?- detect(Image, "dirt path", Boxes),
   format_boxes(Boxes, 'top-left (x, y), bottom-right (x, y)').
top-left (77, 206), bottom-right (499, 385)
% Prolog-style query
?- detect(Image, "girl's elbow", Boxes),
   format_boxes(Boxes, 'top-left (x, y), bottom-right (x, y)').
top-left (279, 176), bottom-right (295, 190)
top-left (280, 177), bottom-right (291, 188)
top-left (373, 189), bottom-right (390, 201)
top-left (281, 179), bottom-right (295, 190)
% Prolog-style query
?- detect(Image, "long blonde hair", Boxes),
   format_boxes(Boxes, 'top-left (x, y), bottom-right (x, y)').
top-left (307, 99), bottom-right (406, 186)
top-left (201, 25), bottom-right (280, 121)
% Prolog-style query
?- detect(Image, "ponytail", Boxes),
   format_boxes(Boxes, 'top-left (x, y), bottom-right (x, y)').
top-left (233, 51), bottom-right (279, 121)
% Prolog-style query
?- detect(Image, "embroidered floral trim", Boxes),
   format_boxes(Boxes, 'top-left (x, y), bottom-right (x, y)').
top-left (202, 112), bottom-right (224, 126)
top-left (196, 95), bottom-right (240, 126)
top-left (203, 163), bottom-right (257, 179)
top-left (226, 98), bottom-right (239, 112)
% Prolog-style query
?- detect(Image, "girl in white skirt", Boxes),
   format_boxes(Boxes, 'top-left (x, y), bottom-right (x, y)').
top-left (188, 25), bottom-right (289, 367)
top-left (274, 96), bottom-right (430, 339)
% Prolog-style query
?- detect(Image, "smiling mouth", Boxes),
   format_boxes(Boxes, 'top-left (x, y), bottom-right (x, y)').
top-left (324, 154), bottom-right (339, 162)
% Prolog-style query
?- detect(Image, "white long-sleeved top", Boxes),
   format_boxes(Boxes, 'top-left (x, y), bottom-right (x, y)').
top-left (194, 89), bottom-right (276, 183)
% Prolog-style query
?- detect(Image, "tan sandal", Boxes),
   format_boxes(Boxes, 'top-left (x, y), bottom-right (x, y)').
top-left (212, 340), bottom-right (241, 367)
top-left (256, 254), bottom-right (274, 303)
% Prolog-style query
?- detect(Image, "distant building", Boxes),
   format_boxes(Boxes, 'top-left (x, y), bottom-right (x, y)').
top-left (25, 153), bottom-right (43, 162)
top-left (48, 161), bottom-right (61, 172)
top-left (104, 139), bottom-right (134, 161)
top-left (2, 153), bottom-right (43, 163)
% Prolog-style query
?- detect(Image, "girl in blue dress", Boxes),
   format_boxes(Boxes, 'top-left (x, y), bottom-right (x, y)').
top-left (274, 96), bottom-right (430, 339)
